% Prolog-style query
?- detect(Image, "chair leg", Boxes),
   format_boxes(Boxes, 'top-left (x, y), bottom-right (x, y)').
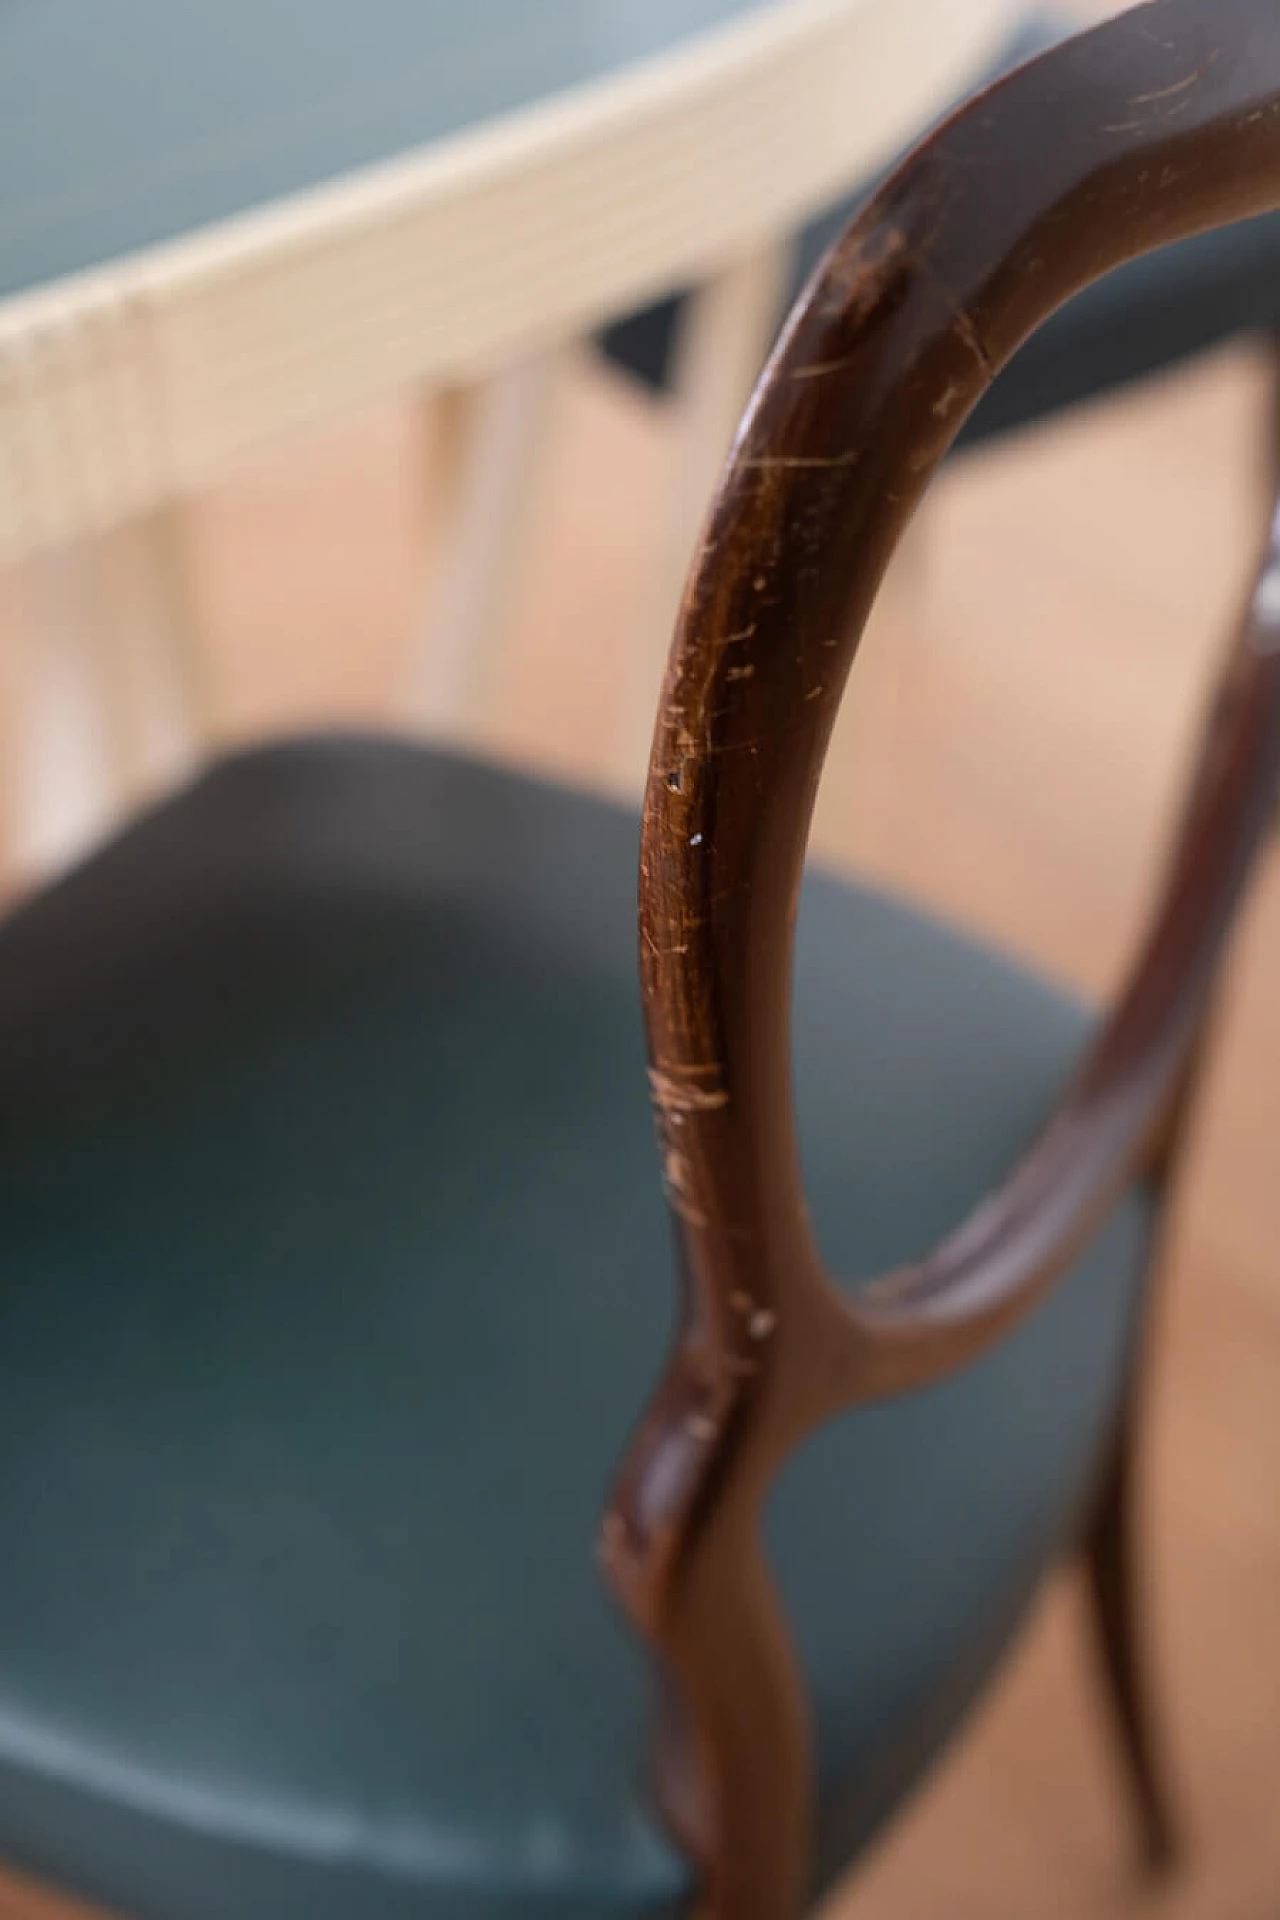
top-left (1082, 1391), bottom-right (1179, 1874)
top-left (1079, 1026), bottom-right (1210, 1876)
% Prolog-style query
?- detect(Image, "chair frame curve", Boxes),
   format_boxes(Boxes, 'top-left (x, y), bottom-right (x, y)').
top-left (599, 5), bottom-right (1280, 1917)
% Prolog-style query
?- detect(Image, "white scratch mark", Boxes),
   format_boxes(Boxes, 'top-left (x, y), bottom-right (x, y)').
top-left (742, 452), bottom-right (861, 470)
top-left (790, 356), bottom-right (856, 380)
top-left (649, 1068), bottom-right (729, 1114)
top-left (1131, 71), bottom-right (1199, 104)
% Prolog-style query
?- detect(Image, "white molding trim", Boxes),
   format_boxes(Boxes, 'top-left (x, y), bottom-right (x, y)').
top-left (0, 0), bottom-right (1016, 563)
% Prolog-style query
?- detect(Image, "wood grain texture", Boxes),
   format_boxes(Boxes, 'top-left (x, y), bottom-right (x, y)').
top-left (599, 7), bottom-right (1280, 1917)
top-left (0, 232), bottom-right (1277, 1920)
top-left (5, 9), bottom-right (1280, 1920)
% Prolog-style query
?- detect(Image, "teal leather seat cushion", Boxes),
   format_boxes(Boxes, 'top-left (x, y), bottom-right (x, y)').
top-left (0, 738), bottom-right (1150, 1919)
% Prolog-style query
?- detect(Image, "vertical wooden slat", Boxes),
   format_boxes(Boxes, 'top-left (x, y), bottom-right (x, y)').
top-left (410, 351), bottom-right (568, 732)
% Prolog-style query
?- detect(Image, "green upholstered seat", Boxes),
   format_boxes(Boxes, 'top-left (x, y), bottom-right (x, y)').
top-left (0, 738), bottom-right (1150, 1919)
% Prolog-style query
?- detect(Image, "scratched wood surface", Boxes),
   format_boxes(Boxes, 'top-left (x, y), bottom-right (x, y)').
top-left (3, 357), bottom-right (1277, 1920)
top-left (601, 9), bottom-right (1280, 1911)
top-left (3, 6), bottom-right (1280, 1914)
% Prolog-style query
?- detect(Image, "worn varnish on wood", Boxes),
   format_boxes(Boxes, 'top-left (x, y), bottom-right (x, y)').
top-left (598, 6), bottom-right (1280, 1918)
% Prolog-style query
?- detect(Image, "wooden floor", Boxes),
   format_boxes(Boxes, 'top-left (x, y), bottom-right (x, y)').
top-left (4, 135), bottom-right (1280, 1920)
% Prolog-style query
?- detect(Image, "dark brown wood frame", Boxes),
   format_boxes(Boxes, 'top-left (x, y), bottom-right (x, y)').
top-left (598, 5), bottom-right (1280, 1916)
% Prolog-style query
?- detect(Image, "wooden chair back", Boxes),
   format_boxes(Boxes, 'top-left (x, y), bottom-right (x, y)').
top-left (600, 6), bottom-right (1280, 1916)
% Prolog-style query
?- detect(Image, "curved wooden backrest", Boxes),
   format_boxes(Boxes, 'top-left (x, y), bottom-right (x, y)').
top-left (599, 5), bottom-right (1280, 1917)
